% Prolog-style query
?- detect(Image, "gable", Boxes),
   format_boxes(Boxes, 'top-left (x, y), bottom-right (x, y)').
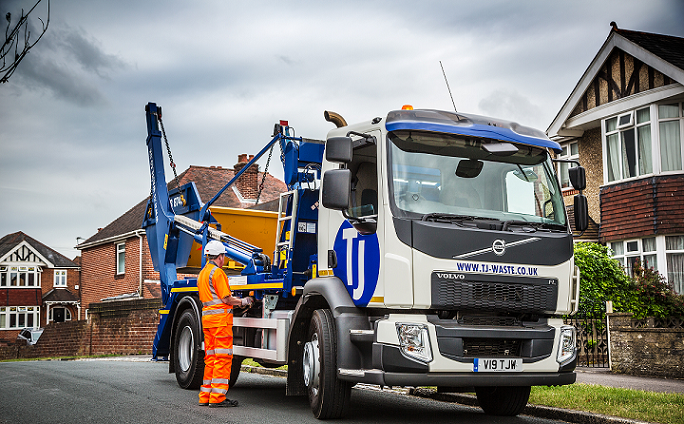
top-left (0, 241), bottom-right (49, 266)
top-left (548, 26), bottom-right (684, 139)
top-left (569, 49), bottom-right (675, 119)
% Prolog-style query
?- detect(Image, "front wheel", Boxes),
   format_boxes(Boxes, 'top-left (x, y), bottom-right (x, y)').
top-left (475, 386), bottom-right (531, 416)
top-left (303, 309), bottom-right (351, 419)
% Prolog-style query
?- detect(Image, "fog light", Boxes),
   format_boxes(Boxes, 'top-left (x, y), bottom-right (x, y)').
top-left (557, 326), bottom-right (576, 365)
top-left (396, 323), bottom-right (432, 363)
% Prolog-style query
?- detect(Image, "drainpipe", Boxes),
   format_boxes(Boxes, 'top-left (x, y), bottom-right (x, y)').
top-left (137, 232), bottom-right (144, 298)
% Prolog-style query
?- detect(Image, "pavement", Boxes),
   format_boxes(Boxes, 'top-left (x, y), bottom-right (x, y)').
top-left (76, 358), bottom-right (683, 424)
top-left (239, 364), bottom-right (683, 424)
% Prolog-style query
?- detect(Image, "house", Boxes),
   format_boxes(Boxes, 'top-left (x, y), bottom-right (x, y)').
top-left (76, 155), bottom-right (287, 314)
top-left (548, 23), bottom-right (684, 294)
top-left (0, 232), bottom-right (81, 344)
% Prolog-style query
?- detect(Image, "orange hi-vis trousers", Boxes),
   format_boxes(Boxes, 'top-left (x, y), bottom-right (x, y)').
top-left (199, 325), bottom-right (234, 404)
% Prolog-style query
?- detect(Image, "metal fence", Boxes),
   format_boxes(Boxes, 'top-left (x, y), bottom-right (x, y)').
top-left (564, 310), bottom-right (610, 368)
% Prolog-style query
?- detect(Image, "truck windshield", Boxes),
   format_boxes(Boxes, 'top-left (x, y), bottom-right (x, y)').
top-left (387, 130), bottom-right (567, 228)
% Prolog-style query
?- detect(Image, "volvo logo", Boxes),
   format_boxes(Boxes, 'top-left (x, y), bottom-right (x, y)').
top-left (492, 239), bottom-right (506, 256)
top-left (453, 237), bottom-right (541, 259)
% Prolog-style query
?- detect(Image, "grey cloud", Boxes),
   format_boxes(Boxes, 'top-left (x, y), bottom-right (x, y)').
top-left (10, 24), bottom-right (126, 106)
top-left (478, 89), bottom-right (544, 129)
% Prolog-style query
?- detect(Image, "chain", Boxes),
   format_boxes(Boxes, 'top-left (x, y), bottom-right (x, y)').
top-left (157, 113), bottom-right (186, 207)
top-left (255, 144), bottom-right (274, 205)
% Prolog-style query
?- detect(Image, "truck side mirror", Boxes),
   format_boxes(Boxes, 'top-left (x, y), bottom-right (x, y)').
top-left (326, 137), bottom-right (353, 163)
top-left (568, 166), bottom-right (586, 191)
top-left (574, 193), bottom-right (588, 232)
top-left (322, 169), bottom-right (351, 210)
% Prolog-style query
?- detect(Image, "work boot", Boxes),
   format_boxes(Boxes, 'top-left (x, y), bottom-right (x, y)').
top-left (198, 402), bottom-right (209, 406)
top-left (209, 399), bottom-right (239, 407)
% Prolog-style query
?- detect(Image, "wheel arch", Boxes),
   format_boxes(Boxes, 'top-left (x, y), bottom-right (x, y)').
top-left (286, 277), bottom-right (369, 396)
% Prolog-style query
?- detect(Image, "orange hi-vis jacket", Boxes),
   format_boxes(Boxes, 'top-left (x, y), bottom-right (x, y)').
top-left (198, 262), bottom-right (233, 328)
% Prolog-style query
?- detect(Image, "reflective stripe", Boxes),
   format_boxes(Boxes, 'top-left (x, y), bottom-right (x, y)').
top-left (203, 299), bottom-right (223, 306)
top-left (214, 348), bottom-right (233, 355)
top-left (203, 380), bottom-right (212, 385)
top-left (200, 387), bottom-right (212, 393)
top-left (212, 388), bottom-right (228, 395)
top-left (208, 267), bottom-right (219, 299)
top-left (211, 378), bottom-right (231, 385)
top-left (205, 349), bottom-right (215, 355)
top-left (202, 309), bottom-right (233, 316)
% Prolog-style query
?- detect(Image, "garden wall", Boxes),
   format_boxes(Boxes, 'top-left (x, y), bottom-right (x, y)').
top-left (608, 312), bottom-right (684, 378)
top-left (0, 298), bottom-right (161, 361)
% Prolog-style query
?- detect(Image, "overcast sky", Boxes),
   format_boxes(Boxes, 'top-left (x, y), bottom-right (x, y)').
top-left (1, 0), bottom-right (683, 260)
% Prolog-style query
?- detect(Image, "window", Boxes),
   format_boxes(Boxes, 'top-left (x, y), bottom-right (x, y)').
top-left (0, 266), bottom-right (41, 288)
top-left (611, 237), bottom-right (657, 276)
top-left (605, 107), bottom-right (652, 182)
top-left (0, 306), bottom-right (40, 330)
top-left (658, 103), bottom-right (683, 172)
top-left (116, 242), bottom-right (125, 275)
top-left (611, 235), bottom-right (684, 295)
top-left (557, 141), bottom-right (579, 189)
top-left (665, 235), bottom-right (684, 294)
top-left (54, 270), bottom-right (67, 287)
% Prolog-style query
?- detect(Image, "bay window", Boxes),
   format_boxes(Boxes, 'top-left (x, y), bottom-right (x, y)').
top-left (611, 235), bottom-right (684, 294)
top-left (658, 103), bottom-right (683, 172)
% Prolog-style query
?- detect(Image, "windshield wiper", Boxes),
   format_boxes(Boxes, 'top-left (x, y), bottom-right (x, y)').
top-left (502, 219), bottom-right (567, 233)
top-left (421, 213), bottom-right (500, 228)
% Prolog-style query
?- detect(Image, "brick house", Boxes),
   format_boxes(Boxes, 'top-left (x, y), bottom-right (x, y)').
top-left (76, 156), bottom-right (287, 314)
top-left (0, 232), bottom-right (81, 344)
top-left (547, 23), bottom-right (684, 293)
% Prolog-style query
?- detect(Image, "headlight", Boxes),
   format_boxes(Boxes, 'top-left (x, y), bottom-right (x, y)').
top-left (396, 323), bottom-right (432, 363)
top-left (557, 326), bottom-right (576, 365)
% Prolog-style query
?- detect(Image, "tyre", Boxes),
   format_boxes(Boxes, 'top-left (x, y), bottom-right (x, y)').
top-left (230, 355), bottom-right (245, 388)
top-left (303, 309), bottom-right (351, 419)
top-left (475, 386), bottom-right (531, 416)
top-left (173, 309), bottom-right (205, 389)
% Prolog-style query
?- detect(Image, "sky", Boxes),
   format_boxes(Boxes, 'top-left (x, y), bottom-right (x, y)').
top-left (1, 0), bottom-right (683, 260)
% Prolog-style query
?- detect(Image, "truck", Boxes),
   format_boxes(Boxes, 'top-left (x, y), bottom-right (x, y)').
top-left (142, 102), bottom-right (588, 419)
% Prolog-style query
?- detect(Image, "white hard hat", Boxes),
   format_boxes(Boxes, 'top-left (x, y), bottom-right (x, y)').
top-left (204, 240), bottom-right (227, 256)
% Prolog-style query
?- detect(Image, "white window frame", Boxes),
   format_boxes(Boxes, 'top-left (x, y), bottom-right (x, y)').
top-left (54, 270), bottom-right (67, 287)
top-left (0, 306), bottom-right (40, 330)
top-left (603, 106), bottom-right (654, 184)
top-left (657, 102), bottom-right (684, 174)
top-left (557, 141), bottom-right (579, 190)
top-left (116, 242), bottom-right (126, 275)
top-left (611, 235), bottom-right (684, 295)
top-left (665, 235), bottom-right (684, 295)
top-left (0, 265), bottom-right (42, 288)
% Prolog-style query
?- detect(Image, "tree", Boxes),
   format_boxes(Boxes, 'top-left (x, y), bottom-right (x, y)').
top-left (1, 0), bottom-right (50, 84)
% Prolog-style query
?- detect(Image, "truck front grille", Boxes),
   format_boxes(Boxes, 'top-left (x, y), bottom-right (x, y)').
top-left (431, 272), bottom-right (558, 313)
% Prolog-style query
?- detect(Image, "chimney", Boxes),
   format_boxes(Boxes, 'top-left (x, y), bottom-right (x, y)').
top-left (233, 154), bottom-right (259, 200)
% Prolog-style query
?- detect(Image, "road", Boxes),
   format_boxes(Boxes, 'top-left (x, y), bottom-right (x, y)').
top-left (1, 358), bottom-right (572, 424)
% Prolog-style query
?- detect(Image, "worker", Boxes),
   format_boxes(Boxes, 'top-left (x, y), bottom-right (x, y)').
top-left (198, 240), bottom-right (253, 407)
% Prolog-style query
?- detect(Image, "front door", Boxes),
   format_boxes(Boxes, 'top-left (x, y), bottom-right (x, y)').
top-left (53, 307), bottom-right (65, 323)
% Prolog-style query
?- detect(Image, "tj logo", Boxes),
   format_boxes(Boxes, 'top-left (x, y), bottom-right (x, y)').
top-left (333, 221), bottom-right (380, 305)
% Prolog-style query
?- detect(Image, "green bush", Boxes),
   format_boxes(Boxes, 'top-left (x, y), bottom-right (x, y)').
top-left (573, 242), bottom-right (635, 314)
top-left (573, 242), bottom-right (684, 318)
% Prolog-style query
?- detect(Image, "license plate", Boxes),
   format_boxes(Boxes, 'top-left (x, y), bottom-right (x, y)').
top-left (473, 358), bottom-right (523, 372)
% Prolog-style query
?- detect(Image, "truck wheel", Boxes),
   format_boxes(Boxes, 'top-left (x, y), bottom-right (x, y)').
top-left (173, 309), bottom-right (205, 389)
top-left (303, 309), bottom-right (351, 419)
top-left (475, 386), bottom-right (531, 416)
top-left (230, 355), bottom-right (245, 388)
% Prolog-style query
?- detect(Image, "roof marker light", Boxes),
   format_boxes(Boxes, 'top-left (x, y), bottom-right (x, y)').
top-left (402, 105), bottom-right (413, 110)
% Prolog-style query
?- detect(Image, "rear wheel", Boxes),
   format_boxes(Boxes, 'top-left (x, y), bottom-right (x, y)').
top-left (475, 386), bottom-right (531, 416)
top-left (303, 309), bottom-right (351, 419)
top-left (173, 309), bottom-right (205, 389)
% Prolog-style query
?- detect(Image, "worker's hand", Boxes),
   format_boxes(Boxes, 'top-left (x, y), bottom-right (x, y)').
top-left (240, 297), bottom-right (254, 307)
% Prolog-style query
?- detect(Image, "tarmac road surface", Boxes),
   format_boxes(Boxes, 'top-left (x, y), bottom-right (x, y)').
top-left (0, 357), bottom-right (572, 424)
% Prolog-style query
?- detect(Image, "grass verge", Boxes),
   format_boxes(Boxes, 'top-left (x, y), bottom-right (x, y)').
top-left (530, 383), bottom-right (684, 424)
